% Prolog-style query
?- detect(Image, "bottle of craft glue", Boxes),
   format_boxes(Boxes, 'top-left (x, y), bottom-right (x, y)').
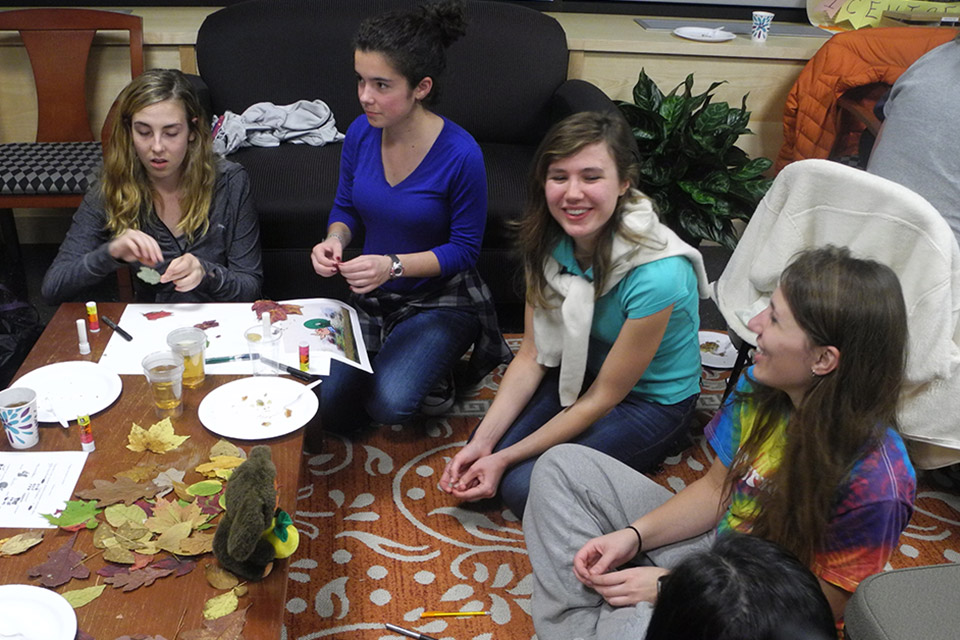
top-left (77, 414), bottom-right (96, 452)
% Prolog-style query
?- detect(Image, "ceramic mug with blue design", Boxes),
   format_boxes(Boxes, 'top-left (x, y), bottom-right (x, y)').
top-left (0, 387), bottom-right (39, 449)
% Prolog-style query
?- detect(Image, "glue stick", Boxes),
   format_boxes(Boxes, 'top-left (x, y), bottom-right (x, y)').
top-left (299, 341), bottom-right (309, 372)
top-left (86, 301), bottom-right (100, 333)
top-left (76, 318), bottom-right (90, 355)
top-left (77, 414), bottom-right (96, 452)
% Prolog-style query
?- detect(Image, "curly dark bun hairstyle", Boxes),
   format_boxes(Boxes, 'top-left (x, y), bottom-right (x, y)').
top-left (354, 0), bottom-right (467, 106)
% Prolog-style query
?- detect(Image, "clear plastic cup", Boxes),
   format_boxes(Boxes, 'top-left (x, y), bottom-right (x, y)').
top-left (244, 324), bottom-right (283, 375)
top-left (166, 327), bottom-right (207, 389)
top-left (0, 387), bottom-right (39, 449)
top-left (141, 351), bottom-right (184, 418)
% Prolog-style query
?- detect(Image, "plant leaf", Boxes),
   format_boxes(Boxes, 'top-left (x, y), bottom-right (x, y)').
top-left (26, 533), bottom-right (90, 587)
top-left (181, 606), bottom-right (249, 640)
top-left (41, 500), bottom-right (101, 530)
top-left (62, 584), bottom-right (107, 609)
top-left (202, 590), bottom-right (239, 620)
top-left (104, 565), bottom-right (175, 591)
top-left (0, 530), bottom-right (44, 556)
top-left (127, 418), bottom-right (190, 454)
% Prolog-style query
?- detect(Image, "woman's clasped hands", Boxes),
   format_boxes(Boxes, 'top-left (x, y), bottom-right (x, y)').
top-left (440, 441), bottom-right (509, 502)
top-left (572, 528), bottom-right (668, 607)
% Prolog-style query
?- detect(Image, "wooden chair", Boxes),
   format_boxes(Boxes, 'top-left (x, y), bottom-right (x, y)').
top-left (0, 8), bottom-right (143, 299)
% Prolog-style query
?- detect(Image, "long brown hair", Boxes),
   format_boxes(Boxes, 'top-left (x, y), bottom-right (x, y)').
top-left (101, 68), bottom-right (216, 242)
top-left (727, 246), bottom-right (908, 565)
top-left (517, 111), bottom-right (643, 307)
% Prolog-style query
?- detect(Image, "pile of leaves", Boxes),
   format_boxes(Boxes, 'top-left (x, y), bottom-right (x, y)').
top-left (0, 422), bottom-right (258, 639)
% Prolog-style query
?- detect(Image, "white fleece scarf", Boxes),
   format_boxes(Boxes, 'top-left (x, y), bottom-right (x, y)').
top-left (533, 190), bottom-right (711, 406)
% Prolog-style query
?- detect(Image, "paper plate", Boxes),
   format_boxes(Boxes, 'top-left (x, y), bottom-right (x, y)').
top-left (699, 331), bottom-right (738, 368)
top-left (198, 376), bottom-right (319, 440)
top-left (0, 584), bottom-right (77, 640)
top-left (14, 361), bottom-right (123, 424)
top-left (673, 26), bottom-right (736, 42)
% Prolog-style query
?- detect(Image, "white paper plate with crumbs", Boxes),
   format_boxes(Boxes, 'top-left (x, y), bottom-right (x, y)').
top-left (0, 584), bottom-right (77, 640)
top-left (673, 26), bottom-right (736, 42)
top-left (699, 331), bottom-right (738, 368)
top-left (15, 361), bottom-right (122, 423)
top-left (198, 376), bottom-right (319, 440)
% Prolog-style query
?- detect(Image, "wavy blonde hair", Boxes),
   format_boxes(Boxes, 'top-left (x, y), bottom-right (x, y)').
top-left (101, 68), bottom-right (215, 242)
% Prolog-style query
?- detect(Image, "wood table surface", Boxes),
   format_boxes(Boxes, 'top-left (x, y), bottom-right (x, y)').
top-left (1, 302), bottom-right (306, 640)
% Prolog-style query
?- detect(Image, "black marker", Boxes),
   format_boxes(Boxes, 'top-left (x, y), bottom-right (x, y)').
top-left (385, 624), bottom-right (438, 640)
top-left (101, 316), bottom-right (133, 342)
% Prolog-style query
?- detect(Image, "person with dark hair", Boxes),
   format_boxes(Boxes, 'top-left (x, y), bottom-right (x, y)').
top-left (440, 111), bottom-right (709, 517)
top-left (524, 246), bottom-right (916, 639)
top-left (310, 0), bottom-right (511, 434)
top-left (646, 533), bottom-right (837, 640)
top-left (43, 68), bottom-right (262, 303)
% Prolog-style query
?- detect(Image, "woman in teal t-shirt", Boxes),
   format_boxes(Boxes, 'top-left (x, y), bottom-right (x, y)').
top-left (440, 111), bottom-right (709, 517)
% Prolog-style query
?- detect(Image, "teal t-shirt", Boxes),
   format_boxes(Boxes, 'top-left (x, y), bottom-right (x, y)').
top-left (552, 239), bottom-right (701, 404)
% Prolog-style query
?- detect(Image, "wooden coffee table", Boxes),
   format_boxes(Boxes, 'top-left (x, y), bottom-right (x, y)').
top-left (0, 302), bottom-right (306, 639)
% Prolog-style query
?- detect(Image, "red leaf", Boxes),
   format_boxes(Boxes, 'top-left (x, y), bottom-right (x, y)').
top-left (143, 311), bottom-right (173, 321)
top-left (27, 533), bottom-right (90, 588)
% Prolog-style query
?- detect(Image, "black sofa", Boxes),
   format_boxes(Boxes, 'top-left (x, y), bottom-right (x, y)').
top-left (193, 0), bottom-right (621, 317)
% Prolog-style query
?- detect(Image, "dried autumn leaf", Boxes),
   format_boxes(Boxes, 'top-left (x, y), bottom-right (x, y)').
top-left (114, 463), bottom-right (162, 483)
top-left (104, 503), bottom-right (148, 528)
top-left (0, 530), bottom-right (43, 556)
top-left (156, 521), bottom-right (193, 553)
top-left (150, 556), bottom-right (197, 576)
top-left (104, 546), bottom-right (137, 564)
top-left (195, 494), bottom-right (224, 518)
top-left (26, 533), bottom-right (90, 588)
top-left (209, 439), bottom-right (244, 459)
top-left (127, 417), bottom-right (190, 454)
top-left (251, 299), bottom-right (303, 323)
top-left (143, 310), bottom-right (172, 321)
top-left (75, 477), bottom-right (159, 508)
top-left (181, 606), bottom-right (248, 640)
top-left (41, 499), bottom-right (100, 530)
top-left (104, 565), bottom-right (175, 591)
top-left (195, 456), bottom-right (246, 478)
top-left (172, 480), bottom-right (196, 503)
top-left (202, 589), bottom-right (239, 620)
top-left (187, 480), bottom-right (223, 497)
top-left (152, 468), bottom-right (186, 498)
top-left (145, 497), bottom-right (205, 534)
top-left (194, 319), bottom-right (219, 330)
top-left (178, 532), bottom-right (215, 556)
top-left (204, 563), bottom-right (240, 590)
top-left (62, 584), bottom-right (107, 609)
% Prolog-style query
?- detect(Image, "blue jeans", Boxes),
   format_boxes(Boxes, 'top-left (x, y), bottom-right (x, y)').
top-left (493, 368), bottom-right (697, 518)
top-left (318, 306), bottom-right (480, 436)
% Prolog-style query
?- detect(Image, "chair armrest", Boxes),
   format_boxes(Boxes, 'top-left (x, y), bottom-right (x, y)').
top-left (837, 83), bottom-right (890, 137)
top-left (548, 79), bottom-right (620, 123)
top-left (185, 73), bottom-right (214, 124)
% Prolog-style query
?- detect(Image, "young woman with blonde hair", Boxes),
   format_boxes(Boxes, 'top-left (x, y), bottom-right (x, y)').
top-left (524, 246), bottom-right (916, 639)
top-left (43, 68), bottom-right (261, 302)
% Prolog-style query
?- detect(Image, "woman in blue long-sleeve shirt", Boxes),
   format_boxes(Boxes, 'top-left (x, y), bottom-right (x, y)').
top-left (310, 0), bottom-right (510, 436)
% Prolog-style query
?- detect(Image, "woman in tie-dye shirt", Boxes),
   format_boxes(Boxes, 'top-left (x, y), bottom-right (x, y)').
top-left (523, 246), bottom-right (916, 639)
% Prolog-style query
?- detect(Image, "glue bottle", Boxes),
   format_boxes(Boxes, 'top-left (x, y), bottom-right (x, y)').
top-left (86, 301), bottom-right (100, 333)
top-left (77, 414), bottom-right (96, 452)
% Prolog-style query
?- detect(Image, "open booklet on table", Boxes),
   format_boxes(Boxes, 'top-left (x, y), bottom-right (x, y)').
top-left (98, 298), bottom-right (371, 377)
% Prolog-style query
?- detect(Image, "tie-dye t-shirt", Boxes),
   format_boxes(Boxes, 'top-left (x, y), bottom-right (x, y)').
top-left (705, 368), bottom-right (916, 592)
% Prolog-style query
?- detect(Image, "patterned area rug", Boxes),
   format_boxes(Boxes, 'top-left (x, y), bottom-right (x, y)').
top-left (283, 337), bottom-right (960, 640)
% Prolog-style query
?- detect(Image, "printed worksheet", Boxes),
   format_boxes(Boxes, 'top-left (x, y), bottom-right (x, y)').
top-left (0, 451), bottom-right (89, 529)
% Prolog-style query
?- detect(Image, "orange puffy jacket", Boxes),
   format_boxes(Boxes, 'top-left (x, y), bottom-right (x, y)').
top-left (775, 27), bottom-right (955, 172)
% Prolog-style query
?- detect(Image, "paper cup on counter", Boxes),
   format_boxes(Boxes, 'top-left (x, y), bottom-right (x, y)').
top-left (752, 11), bottom-right (774, 42)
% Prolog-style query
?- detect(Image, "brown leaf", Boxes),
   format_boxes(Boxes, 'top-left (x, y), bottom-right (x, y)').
top-left (0, 530), bottom-right (44, 556)
top-left (103, 546), bottom-right (136, 564)
top-left (204, 563), bottom-right (240, 590)
top-left (75, 477), bottom-right (159, 508)
top-left (26, 533), bottom-right (90, 588)
top-left (180, 606), bottom-right (248, 640)
top-left (104, 565), bottom-right (175, 591)
top-left (114, 464), bottom-right (162, 483)
top-left (178, 532), bottom-right (215, 556)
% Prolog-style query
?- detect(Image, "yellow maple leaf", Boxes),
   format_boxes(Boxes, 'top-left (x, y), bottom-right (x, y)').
top-left (126, 418), bottom-right (190, 454)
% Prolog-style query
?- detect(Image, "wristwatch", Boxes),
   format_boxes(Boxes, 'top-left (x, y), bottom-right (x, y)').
top-left (387, 254), bottom-right (404, 280)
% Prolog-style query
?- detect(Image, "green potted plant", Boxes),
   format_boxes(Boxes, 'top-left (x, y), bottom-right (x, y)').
top-left (617, 69), bottom-right (774, 249)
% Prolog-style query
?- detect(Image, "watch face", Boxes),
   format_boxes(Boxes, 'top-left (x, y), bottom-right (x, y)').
top-left (389, 255), bottom-right (403, 279)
